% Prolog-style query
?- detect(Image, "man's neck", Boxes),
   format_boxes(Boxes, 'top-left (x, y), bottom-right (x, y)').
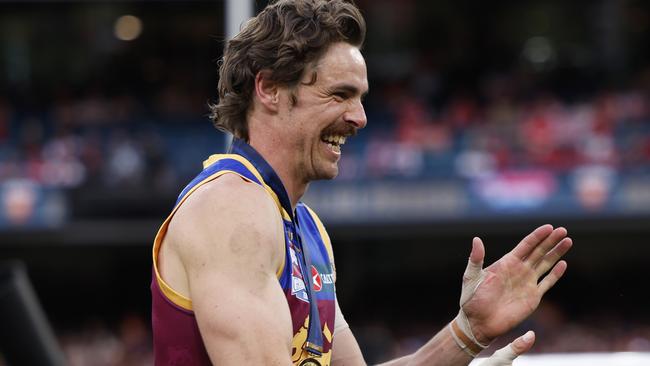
top-left (247, 136), bottom-right (307, 212)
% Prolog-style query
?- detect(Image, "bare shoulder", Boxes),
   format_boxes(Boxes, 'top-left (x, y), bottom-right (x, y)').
top-left (167, 173), bottom-right (285, 274)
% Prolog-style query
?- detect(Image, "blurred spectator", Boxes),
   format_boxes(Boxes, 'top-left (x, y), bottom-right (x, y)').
top-left (104, 130), bottom-right (145, 188)
top-left (1, 178), bottom-right (38, 225)
top-left (59, 314), bottom-right (153, 366)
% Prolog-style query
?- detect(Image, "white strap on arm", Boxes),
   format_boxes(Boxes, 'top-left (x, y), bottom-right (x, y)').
top-left (477, 343), bottom-right (519, 366)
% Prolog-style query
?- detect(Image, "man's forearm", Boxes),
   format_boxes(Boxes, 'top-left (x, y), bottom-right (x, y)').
top-left (376, 323), bottom-right (472, 366)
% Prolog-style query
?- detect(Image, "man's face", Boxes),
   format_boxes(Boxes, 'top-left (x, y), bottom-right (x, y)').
top-left (279, 42), bottom-right (368, 183)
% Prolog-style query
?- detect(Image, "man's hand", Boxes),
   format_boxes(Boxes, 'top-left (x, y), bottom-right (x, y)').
top-left (460, 225), bottom-right (573, 344)
top-left (476, 331), bottom-right (535, 366)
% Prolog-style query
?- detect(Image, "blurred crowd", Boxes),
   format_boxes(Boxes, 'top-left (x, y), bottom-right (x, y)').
top-left (2, 74), bottom-right (650, 191)
top-left (0, 93), bottom-right (186, 193)
top-left (2, 70), bottom-right (650, 226)
top-left (3, 302), bottom-right (646, 366)
top-left (359, 80), bottom-right (650, 180)
top-left (368, 323), bottom-right (650, 364)
top-left (357, 301), bottom-right (650, 363)
top-left (58, 314), bottom-right (152, 366)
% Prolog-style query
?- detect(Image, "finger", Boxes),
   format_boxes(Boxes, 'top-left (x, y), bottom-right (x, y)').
top-left (510, 224), bottom-right (554, 259)
top-left (538, 260), bottom-right (568, 294)
top-left (534, 237), bottom-right (573, 277)
top-left (525, 227), bottom-right (568, 265)
top-left (510, 330), bottom-right (535, 355)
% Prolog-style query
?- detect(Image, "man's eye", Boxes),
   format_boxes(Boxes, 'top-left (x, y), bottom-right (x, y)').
top-left (333, 92), bottom-right (347, 100)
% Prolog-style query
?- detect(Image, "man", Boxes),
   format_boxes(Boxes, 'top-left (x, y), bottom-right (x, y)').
top-left (151, 1), bottom-right (573, 365)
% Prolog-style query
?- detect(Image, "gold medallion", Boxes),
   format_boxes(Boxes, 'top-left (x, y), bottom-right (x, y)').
top-left (299, 358), bottom-right (322, 366)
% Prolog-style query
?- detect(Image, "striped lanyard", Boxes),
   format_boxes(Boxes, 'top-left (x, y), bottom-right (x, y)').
top-left (292, 215), bottom-right (323, 356)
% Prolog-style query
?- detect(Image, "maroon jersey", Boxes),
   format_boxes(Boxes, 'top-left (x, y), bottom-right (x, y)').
top-left (151, 276), bottom-right (211, 365)
top-left (152, 140), bottom-right (336, 365)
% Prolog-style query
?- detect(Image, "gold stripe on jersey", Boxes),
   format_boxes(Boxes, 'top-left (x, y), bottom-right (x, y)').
top-left (204, 154), bottom-right (292, 221)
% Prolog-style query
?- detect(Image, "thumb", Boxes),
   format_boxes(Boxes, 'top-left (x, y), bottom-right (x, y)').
top-left (469, 237), bottom-right (485, 266)
top-left (464, 237), bottom-right (485, 281)
top-left (478, 331), bottom-right (535, 366)
top-left (510, 330), bottom-right (535, 355)
top-left (460, 237), bottom-right (487, 306)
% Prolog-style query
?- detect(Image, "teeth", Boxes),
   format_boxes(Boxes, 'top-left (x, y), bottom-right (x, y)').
top-left (322, 135), bottom-right (346, 145)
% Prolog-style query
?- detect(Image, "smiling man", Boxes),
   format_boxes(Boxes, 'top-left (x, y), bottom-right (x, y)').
top-left (150, 1), bottom-right (573, 365)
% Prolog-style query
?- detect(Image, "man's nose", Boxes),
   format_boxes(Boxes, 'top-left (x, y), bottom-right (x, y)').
top-left (344, 99), bottom-right (367, 129)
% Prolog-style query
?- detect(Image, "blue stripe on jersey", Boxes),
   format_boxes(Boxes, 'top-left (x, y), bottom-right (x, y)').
top-left (296, 205), bottom-right (335, 301)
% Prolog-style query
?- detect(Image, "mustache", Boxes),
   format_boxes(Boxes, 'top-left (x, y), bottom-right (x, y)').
top-left (320, 124), bottom-right (358, 138)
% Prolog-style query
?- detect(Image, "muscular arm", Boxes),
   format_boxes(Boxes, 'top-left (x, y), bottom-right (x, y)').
top-left (165, 175), bottom-right (293, 365)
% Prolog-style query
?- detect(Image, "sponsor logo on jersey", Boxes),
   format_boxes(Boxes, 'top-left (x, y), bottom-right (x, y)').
top-left (320, 272), bottom-right (334, 285)
top-left (311, 266), bottom-right (322, 291)
top-left (311, 266), bottom-right (335, 292)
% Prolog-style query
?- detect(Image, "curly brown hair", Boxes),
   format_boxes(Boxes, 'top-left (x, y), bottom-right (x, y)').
top-left (209, 0), bottom-right (366, 140)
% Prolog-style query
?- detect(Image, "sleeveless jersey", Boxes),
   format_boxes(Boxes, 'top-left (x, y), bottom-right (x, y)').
top-left (151, 139), bottom-right (336, 366)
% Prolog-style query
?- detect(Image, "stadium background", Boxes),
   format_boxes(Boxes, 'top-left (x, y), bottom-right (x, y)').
top-left (1, 0), bottom-right (650, 364)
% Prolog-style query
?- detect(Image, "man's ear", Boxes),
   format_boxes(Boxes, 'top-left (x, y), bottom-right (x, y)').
top-left (254, 70), bottom-right (280, 112)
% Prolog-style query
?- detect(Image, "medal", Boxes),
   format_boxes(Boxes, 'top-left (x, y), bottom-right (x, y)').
top-left (299, 358), bottom-right (322, 366)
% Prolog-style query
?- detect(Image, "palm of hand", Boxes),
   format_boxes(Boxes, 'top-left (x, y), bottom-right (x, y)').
top-left (463, 254), bottom-right (541, 342)
top-left (460, 225), bottom-right (572, 344)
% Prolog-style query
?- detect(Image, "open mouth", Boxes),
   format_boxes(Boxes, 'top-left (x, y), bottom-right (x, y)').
top-left (321, 134), bottom-right (347, 153)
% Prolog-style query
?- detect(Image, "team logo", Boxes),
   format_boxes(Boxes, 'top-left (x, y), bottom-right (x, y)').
top-left (311, 266), bottom-right (322, 292)
top-left (290, 246), bottom-right (309, 302)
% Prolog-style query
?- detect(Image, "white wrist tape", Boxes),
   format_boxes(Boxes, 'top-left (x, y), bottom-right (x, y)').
top-left (460, 256), bottom-right (487, 305)
top-left (450, 313), bottom-right (488, 357)
top-left (478, 344), bottom-right (518, 366)
top-left (452, 254), bottom-right (490, 356)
